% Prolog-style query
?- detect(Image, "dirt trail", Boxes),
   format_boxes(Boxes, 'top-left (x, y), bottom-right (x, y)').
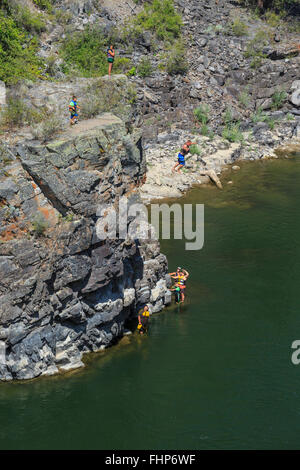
top-left (64, 113), bottom-right (123, 138)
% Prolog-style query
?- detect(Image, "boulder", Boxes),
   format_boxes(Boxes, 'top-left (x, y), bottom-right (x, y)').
top-left (290, 89), bottom-right (300, 107)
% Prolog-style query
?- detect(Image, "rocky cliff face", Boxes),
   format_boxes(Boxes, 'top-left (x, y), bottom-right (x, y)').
top-left (0, 113), bottom-right (171, 381)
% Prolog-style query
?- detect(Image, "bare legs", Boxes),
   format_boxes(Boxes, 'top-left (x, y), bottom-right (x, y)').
top-left (172, 163), bottom-right (184, 173)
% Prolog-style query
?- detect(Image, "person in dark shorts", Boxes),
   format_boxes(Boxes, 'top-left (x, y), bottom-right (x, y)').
top-left (170, 283), bottom-right (181, 304)
top-left (169, 267), bottom-right (189, 302)
top-left (137, 305), bottom-right (150, 335)
top-left (69, 95), bottom-right (79, 125)
top-left (107, 45), bottom-right (115, 77)
top-left (172, 139), bottom-right (196, 173)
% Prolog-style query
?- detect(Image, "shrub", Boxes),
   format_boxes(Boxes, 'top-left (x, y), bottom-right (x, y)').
top-left (60, 27), bottom-right (110, 77)
top-left (138, 57), bottom-right (153, 77)
top-left (189, 144), bottom-right (202, 156)
top-left (127, 67), bottom-right (137, 76)
top-left (166, 40), bottom-right (188, 75)
top-left (286, 113), bottom-right (295, 121)
top-left (200, 124), bottom-right (209, 136)
top-left (11, 4), bottom-right (46, 33)
top-left (114, 57), bottom-right (132, 73)
top-left (194, 104), bottom-right (210, 125)
top-left (127, 85), bottom-right (137, 104)
top-left (231, 17), bottom-right (248, 36)
top-left (223, 107), bottom-right (234, 125)
top-left (239, 88), bottom-right (251, 108)
top-left (0, 12), bottom-right (42, 84)
top-left (135, 0), bottom-right (182, 42)
top-left (0, 99), bottom-right (46, 128)
top-left (251, 107), bottom-right (267, 123)
top-left (271, 90), bottom-right (287, 110)
top-left (244, 30), bottom-right (269, 68)
top-left (265, 10), bottom-right (283, 26)
top-left (266, 117), bottom-right (277, 130)
top-left (33, 0), bottom-right (54, 12)
top-left (222, 123), bottom-right (244, 143)
top-left (79, 80), bottom-right (137, 120)
top-left (31, 115), bottom-right (64, 142)
top-left (45, 54), bottom-right (59, 77)
top-left (80, 94), bottom-right (102, 120)
top-left (32, 214), bottom-right (48, 236)
top-left (53, 9), bottom-right (72, 24)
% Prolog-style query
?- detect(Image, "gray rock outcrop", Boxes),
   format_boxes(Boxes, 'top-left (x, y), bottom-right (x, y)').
top-left (0, 114), bottom-right (170, 381)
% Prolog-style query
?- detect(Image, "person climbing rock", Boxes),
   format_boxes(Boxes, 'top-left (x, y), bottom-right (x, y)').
top-left (69, 95), bottom-right (79, 126)
top-left (169, 267), bottom-right (189, 303)
top-left (137, 305), bottom-right (151, 335)
top-left (172, 140), bottom-right (196, 173)
top-left (172, 147), bottom-right (188, 173)
top-left (107, 45), bottom-right (115, 77)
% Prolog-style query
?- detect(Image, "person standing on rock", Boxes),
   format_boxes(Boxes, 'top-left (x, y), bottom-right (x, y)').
top-left (137, 305), bottom-right (150, 335)
top-left (107, 44), bottom-right (115, 78)
top-left (69, 95), bottom-right (80, 125)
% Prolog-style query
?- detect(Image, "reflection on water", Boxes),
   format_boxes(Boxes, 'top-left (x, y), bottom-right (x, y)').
top-left (1, 155), bottom-right (300, 449)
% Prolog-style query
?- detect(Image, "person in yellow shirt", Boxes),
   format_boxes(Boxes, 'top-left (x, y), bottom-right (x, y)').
top-left (137, 305), bottom-right (150, 335)
top-left (169, 267), bottom-right (189, 303)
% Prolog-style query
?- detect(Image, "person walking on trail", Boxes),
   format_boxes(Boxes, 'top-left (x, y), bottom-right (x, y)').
top-left (137, 305), bottom-right (151, 335)
top-left (69, 95), bottom-right (80, 126)
top-left (172, 139), bottom-right (196, 174)
top-left (169, 267), bottom-right (189, 303)
top-left (107, 45), bottom-right (115, 77)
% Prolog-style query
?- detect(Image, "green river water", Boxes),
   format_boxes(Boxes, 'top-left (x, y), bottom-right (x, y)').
top-left (1, 154), bottom-right (300, 450)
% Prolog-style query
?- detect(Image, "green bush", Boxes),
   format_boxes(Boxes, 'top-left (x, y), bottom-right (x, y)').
top-left (189, 144), bottom-right (202, 156)
top-left (114, 57), bottom-right (132, 73)
top-left (239, 88), bottom-right (251, 108)
top-left (194, 104), bottom-right (210, 125)
top-left (45, 54), bottom-right (59, 77)
top-left (265, 10), bottom-right (283, 26)
top-left (80, 94), bottom-right (102, 119)
top-left (60, 27), bottom-right (110, 77)
top-left (53, 9), bottom-right (72, 25)
top-left (0, 98), bottom-right (45, 128)
top-left (31, 115), bottom-right (64, 142)
top-left (222, 123), bottom-right (244, 143)
top-left (244, 30), bottom-right (269, 68)
top-left (0, 12), bottom-right (42, 84)
top-left (32, 214), bottom-right (48, 236)
top-left (251, 107), bottom-right (267, 123)
top-left (166, 40), bottom-right (187, 75)
top-left (231, 17), bottom-right (248, 36)
top-left (271, 90), bottom-right (287, 110)
top-left (138, 57), bottom-right (153, 77)
top-left (286, 113), bottom-right (295, 121)
top-left (11, 4), bottom-right (46, 33)
top-left (127, 67), bottom-right (137, 76)
top-left (135, 0), bottom-right (182, 42)
top-left (266, 117), bottom-right (277, 130)
top-left (33, 0), bottom-right (54, 13)
top-left (223, 107), bottom-right (234, 125)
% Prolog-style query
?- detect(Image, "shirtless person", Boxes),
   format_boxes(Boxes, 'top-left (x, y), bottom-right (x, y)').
top-left (172, 140), bottom-right (196, 173)
top-left (169, 267), bottom-right (189, 302)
